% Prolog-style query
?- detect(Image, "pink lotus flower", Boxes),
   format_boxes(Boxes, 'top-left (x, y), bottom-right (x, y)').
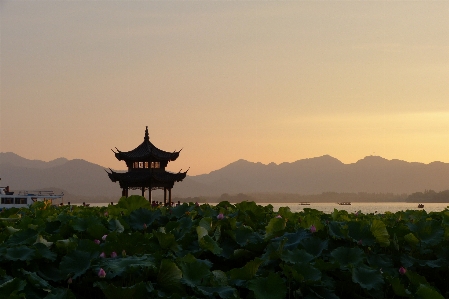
top-left (310, 225), bottom-right (317, 233)
top-left (67, 277), bottom-right (72, 284)
top-left (276, 215), bottom-right (282, 219)
top-left (143, 223), bottom-right (147, 230)
top-left (195, 202), bottom-right (199, 207)
top-left (98, 268), bottom-right (106, 278)
top-left (217, 213), bottom-right (224, 220)
top-left (110, 251), bottom-right (117, 258)
top-left (102, 234), bottom-right (107, 241)
top-left (99, 252), bottom-right (105, 258)
top-left (357, 239), bottom-right (363, 246)
top-left (399, 267), bottom-right (407, 275)
top-left (94, 239), bottom-right (100, 245)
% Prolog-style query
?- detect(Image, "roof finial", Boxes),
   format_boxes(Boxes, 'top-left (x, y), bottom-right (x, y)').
top-left (144, 126), bottom-right (149, 141)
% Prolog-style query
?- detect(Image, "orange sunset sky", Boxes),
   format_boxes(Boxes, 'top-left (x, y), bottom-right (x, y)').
top-left (1, 1), bottom-right (448, 176)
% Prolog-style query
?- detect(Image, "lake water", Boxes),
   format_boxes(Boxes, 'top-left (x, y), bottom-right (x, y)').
top-left (268, 202), bottom-right (449, 214)
top-left (91, 202), bottom-right (449, 214)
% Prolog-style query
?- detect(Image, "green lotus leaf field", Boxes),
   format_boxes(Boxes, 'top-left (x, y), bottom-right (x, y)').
top-left (0, 197), bottom-right (448, 298)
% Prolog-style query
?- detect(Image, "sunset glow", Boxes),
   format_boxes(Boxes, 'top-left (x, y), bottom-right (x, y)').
top-left (1, 1), bottom-right (448, 175)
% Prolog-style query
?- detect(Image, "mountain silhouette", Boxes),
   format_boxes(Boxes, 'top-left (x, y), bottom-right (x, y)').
top-left (1, 152), bottom-right (449, 200)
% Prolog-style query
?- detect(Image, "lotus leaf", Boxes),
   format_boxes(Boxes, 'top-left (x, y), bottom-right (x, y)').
top-left (33, 243), bottom-right (57, 261)
top-left (114, 195), bottom-right (151, 215)
top-left (300, 236), bottom-right (328, 257)
top-left (129, 208), bottom-right (161, 230)
top-left (5, 245), bottom-right (34, 261)
top-left (229, 258), bottom-right (262, 280)
top-left (389, 277), bottom-right (411, 297)
top-left (59, 250), bottom-right (91, 279)
top-left (94, 254), bottom-right (156, 279)
top-left (370, 219), bottom-right (390, 247)
top-left (154, 231), bottom-right (179, 251)
top-left (403, 232), bottom-right (420, 246)
top-left (180, 258), bottom-right (211, 287)
top-left (415, 284), bottom-right (445, 299)
top-left (94, 281), bottom-right (153, 299)
top-left (265, 217), bottom-right (286, 240)
top-left (407, 220), bottom-right (443, 247)
top-left (330, 247), bottom-right (364, 269)
top-left (199, 235), bottom-right (222, 255)
top-left (196, 286), bottom-right (238, 299)
top-left (351, 265), bottom-right (384, 290)
top-left (248, 272), bottom-right (287, 299)
top-left (281, 248), bottom-right (314, 264)
top-left (107, 219), bottom-right (124, 233)
top-left (6, 228), bottom-right (38, 246)
top-left (44, 288), bottom-right (76, 299)
top-left (233, 225), bottom-right (261, 246)
top-left (210, 270), bottom-right (228, 287)
top-left (0, 278), bottom-right (26, 299)
top-left (328, 221), bottom-right (347, 239)
top-left (157, 259), bottom-right (183, 293)
top-left (347, 221), bottom-right (376, 246)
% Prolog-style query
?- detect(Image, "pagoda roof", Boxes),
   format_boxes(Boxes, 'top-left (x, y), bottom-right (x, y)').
top-left (113, 127), bottom-right (181, 162)
top-left (107, 169), bottom-right (187, 186)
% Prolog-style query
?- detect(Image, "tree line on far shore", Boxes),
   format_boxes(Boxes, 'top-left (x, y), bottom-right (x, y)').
top-left (174, 189), bottom-right (449, 204)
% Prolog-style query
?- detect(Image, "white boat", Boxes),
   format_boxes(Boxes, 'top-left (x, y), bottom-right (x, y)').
top-left (0, 186), bottom-right (64, 209)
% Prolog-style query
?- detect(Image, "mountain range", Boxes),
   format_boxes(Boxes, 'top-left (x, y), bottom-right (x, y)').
top-left (1, 152), bottom-right (449, 202)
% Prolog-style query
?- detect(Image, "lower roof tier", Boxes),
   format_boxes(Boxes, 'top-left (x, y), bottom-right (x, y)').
top-left (107, 169), bottom-right (187, 189)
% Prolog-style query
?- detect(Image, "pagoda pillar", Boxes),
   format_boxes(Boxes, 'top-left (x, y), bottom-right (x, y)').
top-left (163, 188), bottom-right (167, 206)
top-left (169, 188), bottom-right (172, 206)
top-left (141, 187), bottom-right (145, 197)
top-left (149, 189), bottom-right (152, 202)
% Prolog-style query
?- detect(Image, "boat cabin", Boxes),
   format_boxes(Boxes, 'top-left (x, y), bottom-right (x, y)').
top-left (0, 186), bottom-right (64, 209)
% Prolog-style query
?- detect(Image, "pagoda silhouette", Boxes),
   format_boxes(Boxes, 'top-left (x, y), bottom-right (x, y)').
top-left (107, 126), bottom-right (188, 205)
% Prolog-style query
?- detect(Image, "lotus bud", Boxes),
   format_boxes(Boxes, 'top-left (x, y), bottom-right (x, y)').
top-left (143, 223), bottom-right (147, 230)
top-left (98, 268), bottom-right (106, 278)
top-left (195, 202), bottom-right (199, 207)
top-left (217, 213), bottom-right (224, 220)
top-left (67, 277), bottom-right (72, 284)
top-left (99, 252), bottom-right (106, 258)
top-left (102, 234), bottom-right (107, 241)
top-left (357, 239), bottom-right (363, 246)
top-left (111, 251), bottom-right (117, 258)
top-left (94, 239), bottom-right (100, 245)
top-left (399, 267), bottom-right (406, 275)
top-left (276, 215), bottom-right (282, 219)
top-left (310, 225), bottom-right (317, 233)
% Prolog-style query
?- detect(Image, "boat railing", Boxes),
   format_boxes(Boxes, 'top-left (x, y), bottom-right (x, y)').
top-left (16, 190), bottom-right (64, 197)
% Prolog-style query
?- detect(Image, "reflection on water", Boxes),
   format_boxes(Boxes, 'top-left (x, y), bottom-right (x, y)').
top-left (267, 202), bottom-right (449, 214)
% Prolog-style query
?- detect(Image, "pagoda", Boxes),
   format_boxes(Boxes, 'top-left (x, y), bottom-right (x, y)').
top-left (107, 126), bottom-right (187, 205)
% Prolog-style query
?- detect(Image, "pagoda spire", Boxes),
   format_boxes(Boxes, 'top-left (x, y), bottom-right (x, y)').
top-left (144, 126), bottom-right (149, 141)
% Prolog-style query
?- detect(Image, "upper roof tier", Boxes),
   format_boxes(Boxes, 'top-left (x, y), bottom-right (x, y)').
top-left (113, 126), bottom-right (181, 162)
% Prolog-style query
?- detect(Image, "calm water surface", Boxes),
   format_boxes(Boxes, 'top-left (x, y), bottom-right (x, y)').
top-left (268, 202), bottom-right (449, 214)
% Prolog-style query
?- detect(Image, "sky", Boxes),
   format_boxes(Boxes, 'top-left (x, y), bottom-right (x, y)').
top-left (1, 1), bottom-right (449, 176)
